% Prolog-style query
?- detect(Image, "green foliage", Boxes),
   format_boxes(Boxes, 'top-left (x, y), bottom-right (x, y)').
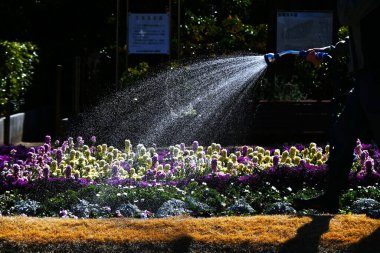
top-left (0, 41), bottom-right (38, 115)
top-left (242, 184), bottom-right (283, 213)
top-left (181, 2), bottom-right (267, 56)
top-left (129, 186), bottom-right (185, 212)
top-left (120, 62), bottom-right (149, 87)
top-left (185, 181), bottom-right (227, 213)
top-left (0, 190), bottom-right (22, 215)
top-left (338, 26), bottom-right (349, 40)
top-left (341, 186), bottom-right (380, 211)
top-left (43, 190), bottom-right (80, 216)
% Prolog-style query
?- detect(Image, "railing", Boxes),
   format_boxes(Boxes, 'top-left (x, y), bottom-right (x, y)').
top-left (251, 100), bottom-right (333, 145)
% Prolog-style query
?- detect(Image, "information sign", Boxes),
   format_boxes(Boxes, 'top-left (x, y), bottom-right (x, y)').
top-left (128, 13), bottom-right (170, 54)
top-left (276, 11), bottom-right (333, 51)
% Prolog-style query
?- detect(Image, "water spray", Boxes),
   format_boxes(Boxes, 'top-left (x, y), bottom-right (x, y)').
top-left (264, 50), bottom-right (331, 65)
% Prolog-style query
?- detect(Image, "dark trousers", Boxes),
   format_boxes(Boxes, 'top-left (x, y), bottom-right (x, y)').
top-left (326, 68), bottom-right (380, 195)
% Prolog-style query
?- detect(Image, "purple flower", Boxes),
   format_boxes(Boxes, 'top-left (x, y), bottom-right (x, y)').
top-left (365, 158), bottom-right (374, 173)
top-left (59, 209), bottom-right (68, 218)
top-left (61, 141), bottom-right (68, 153)
top-left (145, 169), bottom-right (156, 179)
top-left (242, 146), bottom-right (248, 157)
top-left (56, 148), bottom-right (63, 164)
top-left (152, 154), bottom-right (158, 165)
top-left (192, 141), bottom-right (199, 151)
top-left (211, 158), bottom-right (218, 172)
top-left (360, 150), bottom-right (369, 162)
top-left (77, 136), bottom-right (84, 147)
top-left (299, 159), bottom-right (306, 167)
top-left (157, 170), bottom-right (166, 180)
top-left (120, 161), bottom-right (131, 172)
top-left (10, 149), bottom-right (17, 156)
top-left (273, 155), bottom-right (280, 167)
top-left (141, 210), bottom-right (153, 219)
top-left (43, 143), bottom-right (50, 153)
top-left (37, 146), bottom-right (45, 154)
top-left (13, 177), bottom-right (28, 187)
top-left (115, 210), bottom-right (123, 218)
top-left (13, 164), bottom-right (21, 178)
top-left (111, 165), bottom-right (120, 179)
top-left (45, 135), bottom-right (51, 145)
top-left (6, 174), bottom-right (15, 182)
top-left (361, 143), bottom-right (373, 150)
top-left (65, 165), bottom-right (73, 179)
top-left (43, 165), bottom-right (50, 179)
top-left (90, 136), bottom-right (97, 144)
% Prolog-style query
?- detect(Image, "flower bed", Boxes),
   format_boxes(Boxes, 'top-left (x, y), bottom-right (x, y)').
top-left (1, 136), bottom-right (380, 218)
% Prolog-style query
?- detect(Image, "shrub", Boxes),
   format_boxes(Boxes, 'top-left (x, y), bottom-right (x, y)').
top-left (0, 41), bottom-right (38, 115)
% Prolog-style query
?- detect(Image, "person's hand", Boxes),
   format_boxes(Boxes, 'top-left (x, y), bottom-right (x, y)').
top-left (305, 49), bottom-right (323, 67)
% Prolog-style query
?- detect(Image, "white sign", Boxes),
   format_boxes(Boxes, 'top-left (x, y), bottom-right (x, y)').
top-left (128, 13), bottom-right (170, 54)
top-left (276, 11), bottom-right (333, 51)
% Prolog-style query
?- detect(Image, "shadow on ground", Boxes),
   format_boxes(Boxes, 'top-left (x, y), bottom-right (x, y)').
top-left (279, 215), bottom-right (333, 253)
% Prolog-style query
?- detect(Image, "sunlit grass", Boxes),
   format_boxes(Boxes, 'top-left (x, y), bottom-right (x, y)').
top-left (1, 215), bottom-right (379, 252)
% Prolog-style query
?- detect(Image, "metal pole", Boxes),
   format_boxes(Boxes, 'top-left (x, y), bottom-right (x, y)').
top-left (126, 0), bottom-right (129, 73)
top-left (177, 0), bottom-right (180, 61)
top-left (55, 65), bottom-right (63, 138)
top-left (74, 57), bottom-right (81, 115)
top-left (168, 0), bottom-right (172, 63)
top-left (116, 0), bottom-right (120, 89)
top-left (3, 81), bottom-right (10, 145)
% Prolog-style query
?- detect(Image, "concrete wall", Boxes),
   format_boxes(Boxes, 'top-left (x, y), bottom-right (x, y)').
top-left (0, 117), bottom-right (4, 145)
top-left (0, 113), bottom-right (25, 145)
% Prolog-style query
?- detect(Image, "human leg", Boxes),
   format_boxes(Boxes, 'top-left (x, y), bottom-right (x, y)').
top-left (294, 84), bottom-right (366, 213)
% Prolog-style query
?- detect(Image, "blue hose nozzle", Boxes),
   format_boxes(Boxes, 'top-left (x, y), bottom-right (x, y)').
top-left (264, 50), bottom-right (331, 65)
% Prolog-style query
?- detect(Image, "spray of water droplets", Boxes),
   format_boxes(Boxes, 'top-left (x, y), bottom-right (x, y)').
top-left (67, 54), bottom-right (268, 148)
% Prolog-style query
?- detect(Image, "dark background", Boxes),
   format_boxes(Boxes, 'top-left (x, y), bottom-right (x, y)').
top-left (0, 0), bottom-right (336, 143)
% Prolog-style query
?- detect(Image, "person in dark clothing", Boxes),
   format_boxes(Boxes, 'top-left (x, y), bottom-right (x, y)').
top-left (294, 0), bottom-right (380, 213)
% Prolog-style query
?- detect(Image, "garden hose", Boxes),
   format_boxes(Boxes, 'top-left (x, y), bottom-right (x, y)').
top-left (264, 50), bottom-right (331, 65)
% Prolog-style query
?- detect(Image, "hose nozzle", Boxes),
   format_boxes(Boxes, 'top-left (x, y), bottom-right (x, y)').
top-left (264, 50), bottom-right (331, 65)
top-left (264, 53), bottom-right (278, 65)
